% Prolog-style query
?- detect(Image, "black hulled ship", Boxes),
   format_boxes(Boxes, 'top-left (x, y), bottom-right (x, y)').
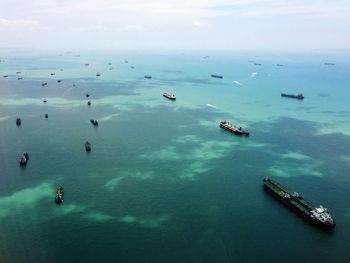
top-left (19, 152), bottom-right (29, 166)
top-left (85, 141), bottom-right (91, 152)
top-left (220, 121), bottom-right (249, 136)
top-left (263, 177), bottom-right (335, 230)
top-left (55, 186), bottom-right (64, 204)
top-left (281, 93), bottom-right (304, 99)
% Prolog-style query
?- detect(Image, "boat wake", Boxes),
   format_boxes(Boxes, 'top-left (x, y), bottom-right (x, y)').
top-left (249, 72), bottom-right (257, 79)
top-left (207, 103), bottom-right (219, 109)
top-left (233, 80), bottom-right (243, 86)
top-left (99, 114), bottom-right (119, 121)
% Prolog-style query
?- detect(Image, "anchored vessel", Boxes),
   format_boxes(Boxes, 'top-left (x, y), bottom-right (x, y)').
top-left (324, 62), bottom-right (335, 66)
top-left (211, 74), bottom-right (223, 79)
top-left (96, 72), bottom-right (101, 77)
top-left (163, 93), bottom-right (176, 100)
top-left (220, 121), bottom-right (249, 136)
top-left (86, 93), bottom-right (90, 98)
top-left (55, 186), bottom-right (64, 204)
top-left (85, 141), bottom-right (91, 152)
top-left (281, 93), bottom-right (304, 99)
top-left (263, 177), bottom-right (335, 229)
top-left (144, 75), bottom-right (152, 79)
top-left (16, 118), bottom-right (21, 126)
top-left (90, 119), bottom-right (98, 126)
top-left (57, 80), bottom-right (62, 83)
top-left (19, 152), bottom-right (29, 166)
top-left (45, 113), bottom-right (48, 119)
top-left (87, 100), bottom-right (91, 106)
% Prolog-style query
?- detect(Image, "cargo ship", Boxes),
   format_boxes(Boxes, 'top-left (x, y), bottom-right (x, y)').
top-left (281, 93), bottom-right (304, 100)
top-left (90, 119), bottom-right (98, 126)
top-left (19, 152), bottom-right (29, 166)
top-left (220, 121), bottom-right (249, 136)
top-left (163, 93), bottom-right (176, 100)
top-left (55, 186), bottom-right (64, 204)
top-left (263, 177), bottom-right (335, 229)
top-left (211, 74), bottom-right (223, 79)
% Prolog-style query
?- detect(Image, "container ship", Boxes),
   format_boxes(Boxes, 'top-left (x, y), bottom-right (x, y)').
top-left (281, 93), bottom-right (304, 99)
top-left (263, 177), bottom-right (335, 229)
top-left (220, 121), bottom-right (249, 136)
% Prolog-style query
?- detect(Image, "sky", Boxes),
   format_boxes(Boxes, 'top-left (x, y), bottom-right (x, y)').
top-left (0, 0), bottom-right (349, 51)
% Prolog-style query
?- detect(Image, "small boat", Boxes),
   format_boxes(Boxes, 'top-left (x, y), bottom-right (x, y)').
top-left (17, 77), bottom-right (23, 80)
top-left (324, 62), bottom-right (335, 66)
top-left (254, 63), bottom-right (262, 66)
top-left (45, 113), bottom-right (48, 119)
top-left (124, 60), bottom-right (128, 63)
top-left (87, 100), bottom-right (91, 106)
top-left (203, 56), bottom-right (209, 59)
top-left (16, 118), bottom-right (21, 126)
top-left (144, 75), bottom-right (152, 79)
top-left (42, 82), bottom-right (47, 86)
top-left (50, 73), bottom-right (55, 76)
top-left (55, 186), bottom-right (64, 204)
top-left (19, 152), bottom-right (29, 166)
top-left (211, 74), bottom-right (223, 79)
top-left (130, 66), bottom-right (135, 69)
top-left (3, 75), bottom-right (9, 78)
top-left (16, 71), bottom-right (21, 74)
top-left (276, 64), bottom-right (284, 66)
top-left (85, 141), bottom-right (91, 152)
top-left (108, 62), bottom-right (112, 65)
top-left (96, 72), bottom-right (101, 77)
top-left (57, 80), bottom-right (62, 83)
top-left (85, 63), bottom-right (90, 66)
top-left (220, 121), bottom-right (250, 136)
top-left (72, 84), bottom-right (76, 87)
top-left (43, 99), bottom-right (47, 103)
top-left (90, 119), bottom-right (98, 126)
top-left (109, 67), bottom-right (113, 70)
top-left (163, 93), bottom-right (176, 100)
top-left (86, 93), bottom-right (90, 98)
top-left (281, 93), bottom-right (304, 100)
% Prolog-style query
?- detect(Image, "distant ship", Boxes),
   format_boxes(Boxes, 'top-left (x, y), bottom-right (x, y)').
top-left (324, 62), bottom-right (335, 66)
top-left (96, 72), bottom-right (101, 77)
top-left (43, 99), bottom-right (47, 103)
top-left (276, 64), bottom-right (284, 66)
top-left (220, 121), bottom-right (249, 136)
top-left (55, 186), bottom-right (64, 204)
top-left (87, 100), bottom-right (91, 106)
top-left (211, 74), bottom-right (223, 79)
top-left (254, 63), bottom-right (262, 66)
top-left (86, 93), bottom-right (90, 98)
top-left (19, 152), bottom-right (29, 166)
top-left (57, 80), bottom-right (62, 83)
top-left (16, 118), bottom-right (21, 126)
top-left (16, 71), bottom-right (21, 74)
top-left (263, 177), bottom-right (335, 230)
top-left (3, 75), bottom-right (8, 78)
top-left (144, 75), bottom-right (152, 79)
top-left (18, 77), bottom-right (23, 80)
top-left (85, 141), bottom-right (91, 152)
top-left (50, 73), bottom-right (55, 76)
top-left (42, 82), bottom-right (47, 87)
top-left (281, 93), bottom-right (304, 100)
top-left (85, 63), bottom-right (90, 66)
top-left (163, 93), bottom-right (176, 100)
top-left (90, 119), bottom-right (98, 126)
top-left (45, 113), bottom-right (48, 119)
top-left (124, 60), bottom-right (128, 63)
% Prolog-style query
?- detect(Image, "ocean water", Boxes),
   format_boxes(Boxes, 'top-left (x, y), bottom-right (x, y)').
top-left (0, 50), bottom-right (350, 262)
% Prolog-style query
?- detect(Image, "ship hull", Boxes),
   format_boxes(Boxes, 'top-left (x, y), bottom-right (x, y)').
top-left (220, 123), bottom-right (249, 136)
top-left (281, 93), bottom-right (304, 99)
top-left (263, 185), bottom-right (335, 230)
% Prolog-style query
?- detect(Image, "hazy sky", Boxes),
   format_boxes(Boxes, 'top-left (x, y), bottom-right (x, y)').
top-left (0, 0), bottom-right (349, 50)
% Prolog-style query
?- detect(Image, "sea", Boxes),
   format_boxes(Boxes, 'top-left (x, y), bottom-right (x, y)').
top-left (0, 50), bottom-right (350, 262)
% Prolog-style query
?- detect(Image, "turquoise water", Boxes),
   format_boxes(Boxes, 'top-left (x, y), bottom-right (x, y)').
top-left (0, 50), bottom-right (350, 262)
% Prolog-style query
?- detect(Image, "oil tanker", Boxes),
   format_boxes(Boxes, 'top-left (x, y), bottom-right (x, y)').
top-left (263, 177), bottom-right (335, 229)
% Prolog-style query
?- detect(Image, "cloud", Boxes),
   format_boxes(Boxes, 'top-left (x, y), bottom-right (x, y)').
top-left (0, 18), bottom-right (38, 26)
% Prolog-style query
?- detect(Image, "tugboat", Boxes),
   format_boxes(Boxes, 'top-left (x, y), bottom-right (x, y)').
top-left (45, 113), bottom-right (48, 119)
top-left (144, 75), bottom-right (152, 79)
top-left (90, 119), bottom-right (98, 126)
top-left (163, 93), bottom-right (176, 100)
top-left (211, 74), bottom-right (223, 79)
top-left (96, 72), bottom-right (101, 77)
top-left (281, 93), bottom-right (304, 100)
top-left (55, 186), bottom-right (64, 204)
top-left (85, 141), bottom-right (91, 152)
top-left (19, 152), bottom-right (29, 166)
top-left (87, 100), bottom-right (91, 106)
top-left (263, 177), bottom-right (335, 230)
top-left (16, 118), bottom-right (21, 126)
top-left (220, 121), bottom-right (249, 136)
